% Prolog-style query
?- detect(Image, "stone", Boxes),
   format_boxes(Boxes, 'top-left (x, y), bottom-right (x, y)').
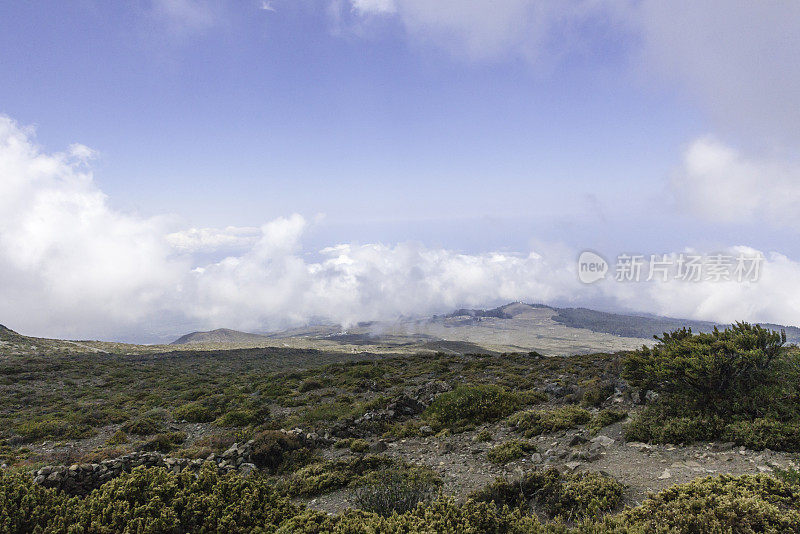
top-left (369, 440), bottom-right (388, 453)
top-left (658, 469), bottom-right (671, 479)
top-left (590, 435), bottom-right (615, 448)
top-left (564, 461), bottom-right (581, 472)
top-left (569, 435), bottom-right (589, 447)
top-left (419, 425), bottom-right (434, 436)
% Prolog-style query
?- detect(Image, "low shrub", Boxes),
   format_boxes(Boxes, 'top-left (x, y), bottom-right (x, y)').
top-left (15, 418), bottom-right (94, 443)
top-left (173, 400), bottom-right (216, 423)
top-left (424, 385), bottom-right (522, 431)
top-left (723, 418), bottom-right (800, 451)
top-left (589, 409), bottom-right (627, 435)
top-left (105, 429), bottom-right (129, 446)
top-left (353, 469), bottom-right (438, 516)
top-left (475, 429), bottom-right (493, 442)
top-left (140, 431), bottom-right (186, 453)
top-left (121, 411), bottom-right (167, 435)
top-left (609, 474), bottom-right (800, 532)
top-left (251, 430), bottom-right (309, 473)
top-left (349, 439), bottom-right (370, 453)
top-left (216, 406), bottom-right (270, 427)
top-left (284, 456), bottom-right (441, 498)
top-left (470, 468), bottom-right (624, 520)
top-left (298, 378), bottom-right (324, 392)
top-left (0, 465), bottom-right (301, 533)
top-left (508, 405), bottom-right (592, 437)
top-left (582, 380), bottom-right (615, 407)
top-left (486, 440), bottom-right (536, 465)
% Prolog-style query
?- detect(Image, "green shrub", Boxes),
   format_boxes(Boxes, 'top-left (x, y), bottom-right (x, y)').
top-left (623, 323), bottom-right (786, 413)
top-left (0, 465), bottom-right (300, 533)
top-left (121, 412), bottom-right (166, 435)
top-left (349, 439), bottom-right (370, 453)
top-left (610, 474), bottom-right (800, 532)
top-left (724, 418), bottom-right (800, 451)
top-left (174, 401), bottom-right (216, 423)
top-left (487, 440), bottom-right (536, 465)
top-left (582, 380), bottom-right (615, 407)
top-left (475, 429), bottom-right (493, 442)
top-left (140, 431), bottom-right (186, 452)
top-left (251, 430), bottom-right (309, 473)
top-left (470, 468), bottom-right (623, 520)
top-left (509, 405), bottom-right (592, 437)
top-left (15, 418), bottom-right (94, 442)
top-left (105, 429), bottom-right (129, 446)
top-left (424, 385), bottom-right (522, 431)
top-left (625, 411), bottom-right (724, 444)
top-left (353, 469), bottom-right (438, 517)
top-left (283, 456), bottom-right (440, 498)
top-left (588, 409), bottom-right (627, 435)
top-left (298, 378), bottom-right (324, 392)
top-left (216, 408), bottom-right (268, 427)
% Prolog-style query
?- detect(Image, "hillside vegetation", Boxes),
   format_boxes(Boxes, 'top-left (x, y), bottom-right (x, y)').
top-left (2, 323), bottom-right (800, 532)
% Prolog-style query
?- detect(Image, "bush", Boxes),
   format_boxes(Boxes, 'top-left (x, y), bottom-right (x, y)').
top-left (121, 411), bottom-right (167, 435)
top-left (251, 430), bottom-right (309, 473)
top-left (609, 474), bottom-right (800, 532)
top-left (588, 409), bottom-right (627, 435)
top-left (105, 429), bottom-right (129, 446)
top-left (174, 401), bottom-right (216, 423)
top-left (475, 429), bottom-right (493, 442)
top-left (470, 468), bottom-right (623, 520)
top-left (0, 465), bottom-right (300, 533)
top-left (623, 323), bottom-right (786, 414)
top-left (353, 470), bottom-right (438, 516)
top-left (486, 440), bottom-right (536, 465)
top-left (284, 456), bottom-right (441, 498)
top-left (15, 418), bottom-right (94, 442)
top-left (582, 380), bottom-right (615, 407)
top-left (140, 431), bottom-right (186, 452)
top-left (724, 418), bottom-right (800, 451)
top-left (508, 405), bottom-right (592, 437)
top-left (424, 385), bottom-right (522, 431)
top-left (349, 439), bottom-right (370, 453)
top-left (625, 410), bottom-right (724, 444)
top-left (298, 378), bottom-right (324, 392)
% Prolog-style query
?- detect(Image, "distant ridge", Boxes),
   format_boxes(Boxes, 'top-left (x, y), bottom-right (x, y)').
top-left (170, 328), bottom-right (270, 345)
top-left (551, 307), bottom-right (800, 344)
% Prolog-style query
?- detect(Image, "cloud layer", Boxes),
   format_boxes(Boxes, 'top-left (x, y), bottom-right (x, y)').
top-left (3, 116), bottom-right (800, 342)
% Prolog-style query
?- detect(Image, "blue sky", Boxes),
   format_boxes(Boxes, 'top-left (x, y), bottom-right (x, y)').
top-left (2, 1), bottom-right (800, 341)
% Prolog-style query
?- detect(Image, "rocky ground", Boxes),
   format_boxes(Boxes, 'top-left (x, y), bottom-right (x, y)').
top-left (304, 418), bottom-right (798, 514)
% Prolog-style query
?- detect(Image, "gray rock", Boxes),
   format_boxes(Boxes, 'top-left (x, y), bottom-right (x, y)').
top-left (369, 440), bottom-right (388, 453)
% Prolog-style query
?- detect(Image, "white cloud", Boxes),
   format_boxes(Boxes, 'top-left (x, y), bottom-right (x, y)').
top-left (671, 137), bottom-right (800, 227)
top-left (342, 0), bottom-right (800, 144)
top-left (351, 0), bottom-right (395, 15)
top-left (3, 115), bottom-right (800, 340)
top-left (167, 226), bottom-right (262, 253)
top-left (0, 116), bottom-right (187, 339)
top-left (342, 0), bottom-right (606, 62)
top-left (151, 0), bottom-right (218, 34)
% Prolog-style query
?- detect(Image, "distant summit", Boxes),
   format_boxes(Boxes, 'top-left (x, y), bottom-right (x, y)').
top-left (170, 328), bottom-right (270, 345)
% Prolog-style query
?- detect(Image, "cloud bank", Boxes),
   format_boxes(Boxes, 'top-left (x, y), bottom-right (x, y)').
top-left (3, 115), bottom-right (800, 342)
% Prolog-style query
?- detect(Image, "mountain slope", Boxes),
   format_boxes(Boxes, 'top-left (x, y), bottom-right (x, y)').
top-left (171, 328), bottom-right (271, 345)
